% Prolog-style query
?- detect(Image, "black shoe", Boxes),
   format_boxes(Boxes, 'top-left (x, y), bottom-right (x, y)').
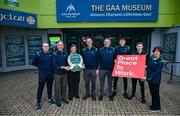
top-left (35, 103), bottom-right (41, 112)
top-left (69, 97), bottom-right (73, 101)
top-left (123, 92), bottom-right (129, 99)
top-left (56, 103), bottom-right (61, 107)
top-left (99, 95), bottom-right (103, 101)
top-left (149, 107), bottom-right (161, 112)
top-left (112, 91), bottom-right (117, 97)
top-left (149, 105), bottom-right (153, 109)
top-left (109, 96), bottom-right (114, 101)
top-left (150, 109), bottom-right (161, 113)
top-left (141, 98), bottom-right (146, 104)
top-left (75, 96), bottom-right (80, 99)
top-left (48, 99), bottom-right (55, 106)
top-left (91, 95), bottom-right (96, 100)
top-left (128, 95), bottom-right (135, 100)
top-left (62, 99), bottom-right (69, 104)
top-left (83, 95), bottom-right (89, 100)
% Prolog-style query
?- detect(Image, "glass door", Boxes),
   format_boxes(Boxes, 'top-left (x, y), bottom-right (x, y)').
top-left (64, 29), bottom-right (151, 55)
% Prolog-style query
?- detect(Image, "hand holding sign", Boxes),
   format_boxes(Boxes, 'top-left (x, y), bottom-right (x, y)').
top-left (112, 55), bottom-right (146, 79)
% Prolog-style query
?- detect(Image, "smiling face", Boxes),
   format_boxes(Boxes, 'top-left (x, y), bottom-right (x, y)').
top-left (153, 49), bottom-right (161, 58)
top-left (104, 39), bottom-right (111, 47)
top-left (57, 41), bottom-right (64, 51)
top-left (86, 38), bottom-right (93, 48)
top-left (70, 45), bottom-right (77, 54)
top-left (119, 39), bottom-right (126, 47)
top-left (136, 43), bottom-right (143, 52)
top-left (42, 43), bottom-right (49, 53)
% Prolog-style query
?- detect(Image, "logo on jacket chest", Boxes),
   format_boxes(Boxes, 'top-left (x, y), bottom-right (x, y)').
top-left (123, 49), bottom-right (128, 52)
top-left (90, 51), bottom-right (95, 54)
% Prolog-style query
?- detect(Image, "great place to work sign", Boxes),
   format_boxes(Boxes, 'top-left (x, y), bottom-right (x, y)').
top-left (56, 0), bottom-right (159, 22)
top-left (0, 9), bottom-right (37, 28)
top-left (112, 55), bottom-right (146, 79)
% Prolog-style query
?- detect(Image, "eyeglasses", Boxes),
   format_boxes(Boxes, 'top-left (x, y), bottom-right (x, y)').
top-left (43, 46), bottom-right (49, 47)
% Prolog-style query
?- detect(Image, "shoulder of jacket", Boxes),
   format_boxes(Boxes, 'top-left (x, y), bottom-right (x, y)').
top-left (99, 47), bottom-right (104, 51)
top-left (64, 51), bottom-right (68, 55)
top-left (36, 51), bottom-right (42, 57)
top-left (99, 47), bottom-right (104, 53)
top-left (142, 51), bottom-right (146, 54)
top-left (93, 47), bottom-right (97, 51)
top-left (125, 45), bottom-right (130, 49)
top-left (82, 48), bottom-right (87, 51)
top-left (159, 58), bottom-right (165, 64)
top-left (53, 51), bottom-right (57, 55)
top-left (115, 46), bottom-right (119, 49)
top-left (110, 47), bottom-right (115, 50)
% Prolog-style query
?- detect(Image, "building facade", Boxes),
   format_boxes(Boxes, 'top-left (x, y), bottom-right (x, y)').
top-left (0, 0), bottom-right (180, 76)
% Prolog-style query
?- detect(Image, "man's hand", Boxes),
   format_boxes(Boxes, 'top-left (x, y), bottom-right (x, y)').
top-left (140, 77), bottom-right (146, 82)
top-left (145, 65), bottom-right (147, 68)
top-left (61, 66), bottom-right (70, 71)
top-left (96, 69), bottom-right (99, 75)
top-left (64, 66), bottom-right (70, 71)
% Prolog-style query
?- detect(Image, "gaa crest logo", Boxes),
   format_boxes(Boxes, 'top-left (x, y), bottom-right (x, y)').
top-left (26, 16), bottom-right (35, 25)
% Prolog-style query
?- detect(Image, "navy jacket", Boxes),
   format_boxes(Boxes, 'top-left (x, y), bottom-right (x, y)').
top-left (133, 50), bottom-right (146, 55)
top-left (52, 50), bottom-right (68, 75)
top-left (115, 45), bottom-right (131, 58)
top-left (82, 47), bottom-right (99, 70)
top-left (147, 55), bottom-right (165, 85)
top-left (99, 47), bottom-right (115, 71)
top-left (32, 51), bottom-right (53, 80)
top-left (133, 50), bottom-right (148, 65)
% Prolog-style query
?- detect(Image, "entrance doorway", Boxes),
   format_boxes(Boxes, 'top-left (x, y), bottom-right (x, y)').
top-left (63, 28), bottom-right (152, 54)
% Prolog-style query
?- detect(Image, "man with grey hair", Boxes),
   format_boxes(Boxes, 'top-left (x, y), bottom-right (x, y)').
top-left (99, 38), bottom-right (115, 101)
top-left (52, 41), bottom-right (69, 107)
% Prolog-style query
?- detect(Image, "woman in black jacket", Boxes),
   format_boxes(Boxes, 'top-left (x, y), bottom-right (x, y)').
top-left (147, 46), bottom-right (165, 112)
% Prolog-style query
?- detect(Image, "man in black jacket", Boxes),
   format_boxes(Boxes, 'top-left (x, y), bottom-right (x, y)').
top-left (99, 38), bottom-right (115, 101)
top-left (112, 37), bottom-right (131, 99)
top-left (32, 43), bottom-right (55, 111)
top-left (129, 42), bottom-right (146, 103)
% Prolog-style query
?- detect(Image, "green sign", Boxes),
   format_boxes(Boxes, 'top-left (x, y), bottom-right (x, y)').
top-left (49, 36), bottom-right (61, 48)
top-left (4, 0), bottom-right (19, 7)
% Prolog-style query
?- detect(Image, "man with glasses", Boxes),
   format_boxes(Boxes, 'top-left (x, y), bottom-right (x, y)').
top-left (32, 43), bottom-right (55, 111)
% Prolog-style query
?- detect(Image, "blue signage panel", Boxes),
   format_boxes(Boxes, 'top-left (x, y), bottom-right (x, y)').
top-left (27, 36), bottom-right (42, 65)
top-left (5, 35), bottom-right (26, 67)
top-left (57, 0), bottom-right (159, 22)
top-left (0, 9), bottom-right (37, 28)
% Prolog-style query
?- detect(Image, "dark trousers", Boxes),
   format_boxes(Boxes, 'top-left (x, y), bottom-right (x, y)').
top-left (113, 77), bottom-right (128, 93)
top-left (83, 69), bottom-right (96, 96)
top-left (54, 74), bottom-right (68, 105)
top-left (37, 76), bottom-right (53, 104)
top-left (99, 70), bottom-right (113, 96)
top-left (131, 78), bottom-right (145, 98)
top-left (68, 71), bottom-right (80, 98)
top-left (148, 82), bottom-right (161, 109)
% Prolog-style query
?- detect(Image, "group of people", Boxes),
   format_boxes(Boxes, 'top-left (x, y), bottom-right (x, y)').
top-left (32, 36), bottom-right (165, 113)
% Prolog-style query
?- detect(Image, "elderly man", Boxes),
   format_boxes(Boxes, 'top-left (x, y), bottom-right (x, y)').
top-left (99, 38), bottom-right (115, 101)
top-left (52, 41), bottom-right (69, 107)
